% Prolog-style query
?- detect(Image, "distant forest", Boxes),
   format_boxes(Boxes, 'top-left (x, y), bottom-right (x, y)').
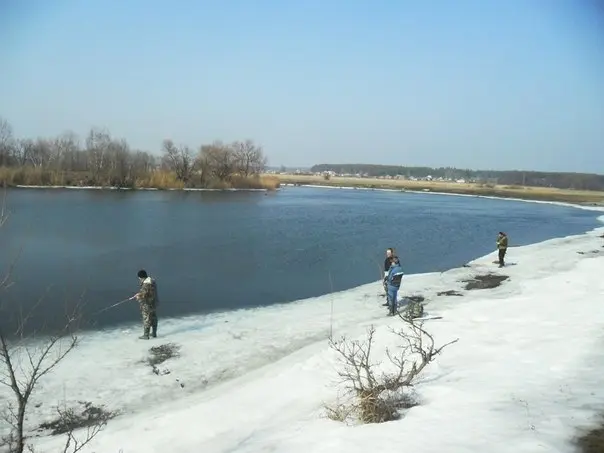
top-left (309, 164), bottom-right (604, 191)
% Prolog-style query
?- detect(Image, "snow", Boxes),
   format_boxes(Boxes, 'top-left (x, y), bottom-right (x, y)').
top-left (2, 210), bottom-right (604, 453)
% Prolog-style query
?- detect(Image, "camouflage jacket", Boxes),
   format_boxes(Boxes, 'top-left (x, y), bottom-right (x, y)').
top-left (137, 277), bottom-right (158, 309)
top-left (497, 235), bottom-right (508, 249)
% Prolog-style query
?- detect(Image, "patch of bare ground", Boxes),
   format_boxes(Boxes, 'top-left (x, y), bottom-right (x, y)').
top-left (437, 290), bottom-right (463, 297)
top-left (462, 274), bottom-right (509, 290)
top-left (148, 343), bottom-right (180, 367)
top-left (573, 412), bottom-right (604, 453)
top-left (37, 401), bottom-right (116, 436)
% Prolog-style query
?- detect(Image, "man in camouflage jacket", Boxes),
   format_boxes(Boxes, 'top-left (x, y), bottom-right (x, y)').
top-left (496, 232), bottom-right (508, 267)
top-left (133, 269), bottom-right (159, 339)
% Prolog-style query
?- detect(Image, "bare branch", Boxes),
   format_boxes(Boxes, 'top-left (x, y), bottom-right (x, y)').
top-left (0, 191), bottom-right (97, 453)
top-left (231, 140), bottom-right (267, 177)
top-left (326, 316), bottom-right (458, 424)
top-left (199, 142), bottom-right (235, 182)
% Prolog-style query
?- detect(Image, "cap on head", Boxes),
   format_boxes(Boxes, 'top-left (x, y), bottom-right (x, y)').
top-left (137, 269), bottom-right (148, 279)
top-left (391, 256), bottom-right (400, 265)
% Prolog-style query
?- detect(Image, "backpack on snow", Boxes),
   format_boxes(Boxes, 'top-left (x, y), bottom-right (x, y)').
top-left (402, 300), bottom-right (424, 319)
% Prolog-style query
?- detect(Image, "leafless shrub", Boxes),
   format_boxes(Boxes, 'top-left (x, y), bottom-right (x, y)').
top-left (33, 401), bottom-right (115, 453)
top-left (325, 315), bottom-right (458, 424)
top-left (0, 191), bottom-right (106, 453)
top-left (38, 401), bottom-right (114, 435)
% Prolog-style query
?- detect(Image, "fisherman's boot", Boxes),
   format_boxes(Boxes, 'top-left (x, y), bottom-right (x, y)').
top-left (151, 315), bottom-right (158, 338)
top-left (139, 327), bottom-right (150, 340)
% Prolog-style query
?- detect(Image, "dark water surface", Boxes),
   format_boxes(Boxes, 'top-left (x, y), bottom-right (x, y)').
top-left (0, 187), bottom-right (599, 334)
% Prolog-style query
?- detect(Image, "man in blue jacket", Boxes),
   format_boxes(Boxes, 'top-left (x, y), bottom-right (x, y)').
top-left (386, 256), bottom-right (404, 316)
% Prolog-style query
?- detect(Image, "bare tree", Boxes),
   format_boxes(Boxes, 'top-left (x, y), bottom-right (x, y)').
top-left (162, 139), bottom-right (194, 182)
top-left (130, 150), bottom-right (156, 183)
top-left (231, 140), bottom-right (267, 177)
top-left (0, 114), bottom-right (275, 190)
top-left (12, 139), bottom-right (34, 167)
top-left (105, 138), bottom-right (132, 187)
top-left (0, 117), bottom-right (15, 167)
top-left (85, 128), bottom-right (111, 182)
top-left (49, 132), bottom-right (80, 171)
top-left (326, 315), bottom-right (458, 424)
top-left (0, 193), bottom-right (106, 453)
top-left (200, 141), bottom-right (236, 182)
top-left (27, 138), bottom-right (52, 168)
top-left (0, 315), bottom-right (80, 452)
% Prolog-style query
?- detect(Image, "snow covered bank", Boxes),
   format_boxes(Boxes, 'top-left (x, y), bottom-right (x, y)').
top-left (2, 211), bottom-right (601, 452)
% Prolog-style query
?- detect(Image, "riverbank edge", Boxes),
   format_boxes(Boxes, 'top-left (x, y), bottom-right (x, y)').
top-left (9, 184), bottom-right (281, 192)
top-left (280, 182), bottom-right (604, 211)
top-left (275, 175), bottom-right (604, 205)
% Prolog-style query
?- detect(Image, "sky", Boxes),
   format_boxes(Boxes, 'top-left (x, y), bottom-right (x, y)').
top-left (0, 0), bottom-right (603, 172)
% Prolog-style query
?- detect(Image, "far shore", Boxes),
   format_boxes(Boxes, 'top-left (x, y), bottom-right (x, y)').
top-left (8, 184), bottom-right (276, 192)
top-left (0, 167), bottom-right (281, 192)
top-left (273, 173), bottom-right (604, 205)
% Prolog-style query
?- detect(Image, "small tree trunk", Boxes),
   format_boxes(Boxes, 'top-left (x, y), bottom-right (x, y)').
top-left (15, 395), bottom-right (26, 453)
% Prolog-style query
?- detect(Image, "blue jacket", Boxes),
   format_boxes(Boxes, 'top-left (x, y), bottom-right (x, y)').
top-left (387, 263), bottom-right (404, 288)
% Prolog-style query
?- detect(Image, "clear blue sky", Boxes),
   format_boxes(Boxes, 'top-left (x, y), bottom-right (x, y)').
top-left (1, 0), bottom-right (603, 172)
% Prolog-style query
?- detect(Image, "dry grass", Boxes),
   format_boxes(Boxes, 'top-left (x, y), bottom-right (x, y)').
top-left (273, 174), bottom-right (604, 204)
top-left (0, 167), bottom-right (280, 191)
top-left (136, 171), bottom-right (185, 189)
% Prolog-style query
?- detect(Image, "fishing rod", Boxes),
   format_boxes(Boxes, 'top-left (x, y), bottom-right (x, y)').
top-left (92, 296), bottom-right (135, 315)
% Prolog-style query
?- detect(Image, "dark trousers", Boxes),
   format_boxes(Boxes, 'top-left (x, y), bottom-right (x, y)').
top-left (498, 248), bottom-right (507, 266)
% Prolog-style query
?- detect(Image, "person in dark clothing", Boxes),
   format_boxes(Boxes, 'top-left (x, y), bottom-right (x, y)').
top-left (132, 269), bottom-right (159, 339)
top-left (496, 232), bottom-right (508, 267)
top-left (385, 256), bottom-right (404, 316)
top-left (382, 248), bottom-right (395, 306)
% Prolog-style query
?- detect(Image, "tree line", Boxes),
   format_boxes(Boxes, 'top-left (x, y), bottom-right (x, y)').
top-left (0, 116), bottom-right (276, 189)
top-left (310, 163), bottom-right (604, 191)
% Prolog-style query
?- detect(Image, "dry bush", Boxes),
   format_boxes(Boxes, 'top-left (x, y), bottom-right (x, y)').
top-left (325, 316), bottom-right (458, 424)
top-left (258, 175), bottom-right (280, 190)
top-left (229, 175), bottom-right (280, 190)
top-left (136, 170), bottom-right (185, 190)
top-left (35, 401), bottom-right (115, 452)
top-left (0, 191), bottom-right (106, 453)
